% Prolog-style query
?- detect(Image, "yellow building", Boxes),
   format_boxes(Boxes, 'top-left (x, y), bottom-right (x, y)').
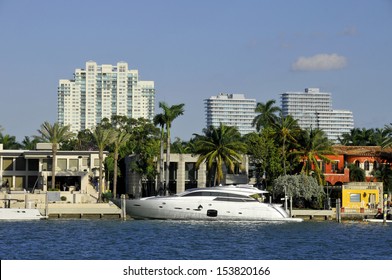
top-left (341, 182), bottom-right (383, 211)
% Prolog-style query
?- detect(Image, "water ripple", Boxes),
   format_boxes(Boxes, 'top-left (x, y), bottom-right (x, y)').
top-left (0, 219), bottom-right (391, 260)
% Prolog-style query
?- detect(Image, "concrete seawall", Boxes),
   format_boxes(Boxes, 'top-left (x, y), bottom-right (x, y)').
top-left (40, 202), bottom-right (123, 219)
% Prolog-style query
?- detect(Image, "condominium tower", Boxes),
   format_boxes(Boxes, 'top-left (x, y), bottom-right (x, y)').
top-left (58, 61), bottom-right (155, 133)
top-left (205, 93), bottom-right (257, 135)
top-left (281, 88), bottom-right (354, 142)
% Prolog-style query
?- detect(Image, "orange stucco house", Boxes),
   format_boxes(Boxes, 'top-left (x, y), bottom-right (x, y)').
top-left (322, 146), bottom-right (392, 187)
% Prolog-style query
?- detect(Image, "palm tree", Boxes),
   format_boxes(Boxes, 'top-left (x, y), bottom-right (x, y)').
top-left (36, 122), bottom-right (74, 190)
top-left (339, 127), bottom-right (382, 146)
top-left (382, 123), bottom-right (392, 149)
top-left (21, 136), bottom-right (39, 150)
top-left (0, 133), bottom-right (21, 149)
top-left (348, 163), bottom-right (366, 182)
top-left (373, 163), bottom-right (392, 193)
top-left (171, 137), bottom-right (195, 154)
top-left (112, 130), bottom-right (131, 198)
top-left (273, 115), bottom-right (301, 175)
top-left (92, 125), bottom-right (117, 202)
top-left (157, 102), bottom-right (185, 194)
top-left (293, 128), bottom-right (334, 185)
top-left (193, 123), bottom-right (247, 186)
top-left (252, 99), bottom-right (281, 132)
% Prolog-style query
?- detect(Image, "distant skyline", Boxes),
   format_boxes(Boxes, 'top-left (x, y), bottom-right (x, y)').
top-left (0, 0), bottom-right (391, 142)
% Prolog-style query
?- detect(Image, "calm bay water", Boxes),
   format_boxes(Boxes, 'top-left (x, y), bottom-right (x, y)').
top-left (0, 219), bottom-right (391, 260)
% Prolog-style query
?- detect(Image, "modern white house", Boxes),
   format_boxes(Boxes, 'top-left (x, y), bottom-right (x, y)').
top-left (0, 143), bottom-right (107, 196)
top-left (58, 61), bottom-right (155, 134)
top-left (205, 93), bottom-right (257, 135)
top-left (281, 88), bottom-right (354, 142)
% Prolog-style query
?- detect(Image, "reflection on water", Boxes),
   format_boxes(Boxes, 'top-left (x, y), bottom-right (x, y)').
top-left (0, 219), bottom-right (391, 260)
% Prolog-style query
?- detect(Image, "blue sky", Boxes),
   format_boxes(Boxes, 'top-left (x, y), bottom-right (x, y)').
top-left (0, 0), bottom-right (391, 142)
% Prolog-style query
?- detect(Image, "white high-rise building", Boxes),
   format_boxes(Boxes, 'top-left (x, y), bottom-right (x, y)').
top-left (205, 93), bottom-right (257, 135)
top-left (58, 61), bottom-right (155, 133)
top-left (281, 88), bottom-right (354, 142)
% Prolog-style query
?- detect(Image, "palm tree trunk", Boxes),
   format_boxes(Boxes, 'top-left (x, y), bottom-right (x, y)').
top-left (159, 136), bottom-right (164, 195)
top-left (51, 144), bottom-right (57, 190)
top-left (113, 151), bottom-right (119, 198)
top-left (165, 127), bottom-right (171, 196)
top-left (98, 151), bottom-right (104, 202)
top-left (283, 138), bottom-right (286, 175)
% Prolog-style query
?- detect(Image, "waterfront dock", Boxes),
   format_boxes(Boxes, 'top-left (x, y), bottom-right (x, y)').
top-left (40, 202), bottom-right (123, 219)
top-left (291, 208), bottom-right (379, 221)
top-left (1, 191), bottom-right (123, 219)
top-left (291, 209), bottom-right (334, 220)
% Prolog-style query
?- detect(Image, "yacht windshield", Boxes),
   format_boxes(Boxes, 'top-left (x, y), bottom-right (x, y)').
top-left (182, 191), bottom-right (249, 199)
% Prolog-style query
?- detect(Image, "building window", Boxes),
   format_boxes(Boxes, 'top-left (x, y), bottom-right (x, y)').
top-left (15, 176), bottom-right (25, 190)
top-left (373, 161), bottom-right (379, 170)
top-left (28, 176), bottom-right (39, 190)
top-left (364, 161), bottom-right (370, 171)
top-left (82, 158), bottom-right (89, 169)
top-left (185, 162), bottom-right (197, 181)
top-left (69, 159), bottom-right (78, 171)
top-left (3, 158), bottom-right (13, 171)
top-left (350, 193), bottom-right (361, 203)
top-left (28, 159), bottom-right (39, 171)
top-left (42, 159), bottom-right (52, 171)
top-left (57, 159), bottom-right (67, 171)
top-left (331, 161), bottom-right (338, 172)
top-left (355, 160), bottom-right (360, 168)
top-left (15, 157), bottom-right (26, 171)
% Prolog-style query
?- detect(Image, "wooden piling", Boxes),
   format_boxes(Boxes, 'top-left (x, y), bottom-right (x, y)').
top-left (336, 198), bottom-right (341, 223)
top-left (121, 194), bottom-right (126, 221)
top-left (383, 194), bottom-right (387, 224)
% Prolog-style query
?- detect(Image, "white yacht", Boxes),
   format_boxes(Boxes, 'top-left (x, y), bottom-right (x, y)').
top-left (0, 208), bottom-right (47, 220)
top-left (0, 197), bottom-right (47, 220)
top-left (116, 185), bottom-right (302, 222)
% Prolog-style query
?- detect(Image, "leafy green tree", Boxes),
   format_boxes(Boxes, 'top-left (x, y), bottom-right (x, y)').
top-left (273, 174), bottom-right (325, 208)
top-left (193, 124), bottom-right (247, 186)
top-left (252, 99), bottom-right (281, 132)
top-left (128, 118), bottom-right (160, 196)
top-left (68, 129), bottom-right (96, 151)
top-left (293, 128), bottom-right (334, 185)
top-left (243, 128), bottom-right (283, 188)
top-left (92, 125), bottom-right (117, 202)
top-left (156, 102), bottom-right (185, 194)
top-left (36, 122), bottom-right (74, 190)
top-left (99, 116), bottom-right (133, 197)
